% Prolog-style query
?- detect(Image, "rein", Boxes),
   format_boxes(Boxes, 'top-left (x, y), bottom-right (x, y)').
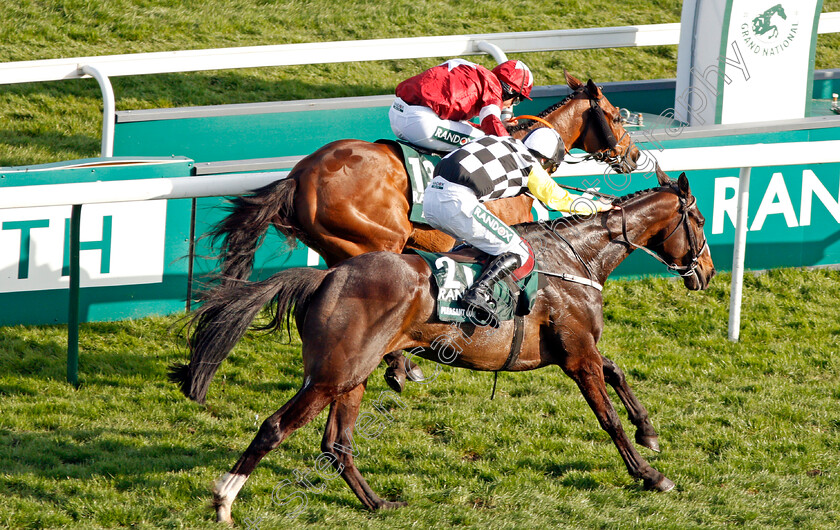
top-left (619, 194), bottom-right (708, 277)
top-left (534, 189), bottom-right (707, 291)
top-left (509, 114), bottom-right (555, 130)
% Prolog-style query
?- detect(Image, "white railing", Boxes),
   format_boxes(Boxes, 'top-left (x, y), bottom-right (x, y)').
top-left (2, 16), bottom-right (840, 380)
top-left (3, 13), bottom-right (840, 84)
top-left (1, 12), bottom-right (838, 157)
top-left (3, 140), bottom-right (840, 344)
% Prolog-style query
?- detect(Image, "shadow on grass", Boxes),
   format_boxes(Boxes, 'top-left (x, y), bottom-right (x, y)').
top-left (0, 428), bottom-right (233, 482)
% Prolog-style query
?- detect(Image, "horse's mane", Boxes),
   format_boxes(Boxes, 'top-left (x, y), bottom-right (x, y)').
top-left (507, 87), bottom-right (586, 134)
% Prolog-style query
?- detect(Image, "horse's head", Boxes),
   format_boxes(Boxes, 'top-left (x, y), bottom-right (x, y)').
top-left (565, 71), bottom-right (640, 174)
top-left (648, 166), bottom-right (716, 290)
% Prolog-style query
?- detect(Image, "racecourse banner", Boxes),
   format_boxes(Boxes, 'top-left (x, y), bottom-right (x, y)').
top-left (675, 0), bottom-right (823, 125)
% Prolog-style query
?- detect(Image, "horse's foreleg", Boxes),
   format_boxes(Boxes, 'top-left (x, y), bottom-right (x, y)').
top-left (213, 385), bottom-right (333, 525)
top-left (601, 355), bottom-right (660, 452)
top-left (321, 382), bottom-right (408, 510)
top-left (564, 350), bottom-right (674, 492)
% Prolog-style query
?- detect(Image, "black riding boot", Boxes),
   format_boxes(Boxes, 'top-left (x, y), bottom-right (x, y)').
top-left (460, 252), bottom-right (522, 327)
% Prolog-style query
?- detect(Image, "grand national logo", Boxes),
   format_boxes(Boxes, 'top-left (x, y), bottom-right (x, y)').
top-left (740, 3), bottom-right (798, 56)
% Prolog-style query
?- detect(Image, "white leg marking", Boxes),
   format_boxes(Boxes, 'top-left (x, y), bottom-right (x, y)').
top-left (215, 472), bottom-right (248, 500)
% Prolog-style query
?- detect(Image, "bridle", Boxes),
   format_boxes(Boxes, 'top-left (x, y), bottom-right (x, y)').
top-left (535, 189), bottom-right (707, 291)
top-left (620, 193), bottom-right (708, 278)
top-left (564, 87), bottom-right (634, 172)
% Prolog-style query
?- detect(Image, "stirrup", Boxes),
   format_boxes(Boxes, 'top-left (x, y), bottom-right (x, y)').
top-left (460, 252), bottom-right (521, 327)
top-left (461, 282), bottom-right (498, 327)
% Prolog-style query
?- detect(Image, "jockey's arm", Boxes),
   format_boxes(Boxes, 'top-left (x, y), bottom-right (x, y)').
top-left (477, 106), bottom-right (510, 136)
top-left (527, 164), bottom-right (612, 213)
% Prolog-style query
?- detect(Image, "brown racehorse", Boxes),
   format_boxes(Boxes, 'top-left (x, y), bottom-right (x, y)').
top-left (171, 167), bottom-right (715, 523)
top-left (200, 71), bottom-right (640, 395)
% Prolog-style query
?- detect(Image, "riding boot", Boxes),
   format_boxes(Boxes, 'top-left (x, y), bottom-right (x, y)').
top-left (461, 252), bottom-right (522, 327)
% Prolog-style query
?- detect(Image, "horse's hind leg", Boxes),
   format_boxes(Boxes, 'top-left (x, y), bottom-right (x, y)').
top-left (601, 355), bottom-right (660, 452)
top-left (562, 346), bottom-right (674, 492)
top-left (213, 385), bottom-right (333, 525)
top-left (383, 351), bottom-right (424, 393)
top-left (321, 381), bottom-right (408, 510)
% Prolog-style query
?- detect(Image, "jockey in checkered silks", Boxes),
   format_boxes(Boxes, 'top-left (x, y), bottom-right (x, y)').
top-left (389, 59), bottom-right (533, 152)
top-left (423, 128), bottom-right (615, 325)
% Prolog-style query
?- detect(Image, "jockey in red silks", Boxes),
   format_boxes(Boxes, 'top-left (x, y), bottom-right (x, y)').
top-left (389, 59), bottom-right (534, 152)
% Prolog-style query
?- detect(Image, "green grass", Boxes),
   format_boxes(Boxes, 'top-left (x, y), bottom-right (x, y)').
top-left (1, 1), bottom-right (839, 166)
top-left (1, 268), bottom-right (839, 528)
top-left (1, 2), bottom-right (840, 528)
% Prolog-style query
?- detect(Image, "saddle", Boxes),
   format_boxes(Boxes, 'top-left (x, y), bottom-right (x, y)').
top-left (376, 139), bottom-right (443, 224)
top-left (412, 245), bottom-right (543, 324)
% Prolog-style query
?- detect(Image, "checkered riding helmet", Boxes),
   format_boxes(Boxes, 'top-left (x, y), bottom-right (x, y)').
top-left (522, 128), bottom-right (565, 169)
top-left (492, 60), bottom-right (534, 102)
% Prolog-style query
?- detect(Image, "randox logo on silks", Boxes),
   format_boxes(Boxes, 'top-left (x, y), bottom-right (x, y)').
top-left (740, 3), bottom-right (799, 56)
top-left (433, 126), bottom-right (472, 146)
top-left (472, 206), bottom-right (514, 244)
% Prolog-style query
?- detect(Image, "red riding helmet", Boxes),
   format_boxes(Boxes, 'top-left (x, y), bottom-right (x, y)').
top-left (492, 60), bottom-right (534, 101)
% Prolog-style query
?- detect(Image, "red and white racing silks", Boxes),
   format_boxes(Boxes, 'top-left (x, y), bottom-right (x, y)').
top-left (395, 59), bottom-right (509, 137)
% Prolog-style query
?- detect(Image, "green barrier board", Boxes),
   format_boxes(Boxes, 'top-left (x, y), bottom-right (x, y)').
top-left (0, 157), bottom-right (194, 325)
top-left (0, 73), bottom-right (815, 325)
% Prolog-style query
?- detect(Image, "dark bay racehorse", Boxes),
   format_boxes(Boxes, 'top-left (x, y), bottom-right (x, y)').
top-left (171, 168), bottom-right (714, 524)
top-left (199, 71), bottom-right (640, 395)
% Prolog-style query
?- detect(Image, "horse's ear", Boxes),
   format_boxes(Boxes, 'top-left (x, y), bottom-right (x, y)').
top-left (655, 163), bottom-right (671, 186)
top-left (677, 172), bottom-right (691, 197)
top-left (586, 79), bottom-right (602, 97)
top-left (564, 70), bottom-right (583, 90)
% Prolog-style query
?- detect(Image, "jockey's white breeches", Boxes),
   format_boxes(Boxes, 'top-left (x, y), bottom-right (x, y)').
top-left (422, 176), bottom-right (530, 265)
top-left (389, 97), bottom-right (484, 152)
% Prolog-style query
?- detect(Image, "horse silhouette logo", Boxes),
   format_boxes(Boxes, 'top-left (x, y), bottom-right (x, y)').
top-left (739, 3), bottom-right (798, 56)
top-left (752, 4), bottom-right (787, 40)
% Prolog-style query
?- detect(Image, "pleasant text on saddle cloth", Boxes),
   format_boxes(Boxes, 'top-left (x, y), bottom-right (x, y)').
top-left (412, 248), bottom-right (542, 324)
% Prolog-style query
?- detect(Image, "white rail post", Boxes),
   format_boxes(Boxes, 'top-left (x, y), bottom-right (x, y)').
top-left (728, 166), bottom-right (751, 342)
top-left (80, 65), bottom-right (115, 157)
top-left (475, 40), bottom-right (508, 63)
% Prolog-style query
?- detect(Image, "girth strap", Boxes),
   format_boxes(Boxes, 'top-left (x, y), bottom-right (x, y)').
top-left (490, 315), bottom-right (525, 400)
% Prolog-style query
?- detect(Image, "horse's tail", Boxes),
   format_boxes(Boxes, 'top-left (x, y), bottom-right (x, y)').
top-left (169, 267), bottom-right (328, 404)
top-left (210, 177), bottom-right (299, 283)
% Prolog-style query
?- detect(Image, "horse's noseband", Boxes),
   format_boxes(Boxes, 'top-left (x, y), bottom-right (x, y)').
top-left (621, 194), bottom-right (708, 278)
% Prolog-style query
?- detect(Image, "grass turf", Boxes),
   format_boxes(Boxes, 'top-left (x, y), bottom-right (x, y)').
top-left (1, 268), bottom-right (838, 528)
top-left (1, 1), bottom-right (839, 527)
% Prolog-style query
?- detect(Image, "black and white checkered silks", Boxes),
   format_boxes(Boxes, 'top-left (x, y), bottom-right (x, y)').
top-left (423, 136), bottom-right (538, 265)
top-left (433, 135), bottom-right (539, 200)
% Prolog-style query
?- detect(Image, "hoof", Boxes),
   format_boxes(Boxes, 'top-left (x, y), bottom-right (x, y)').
top-left (406, 365), bottom-right (425, 383)
top-left (647, 476), bottom-right (675, 493)
top-left (215, 505), bottom-right (233, 526)
top-left (636, 434), bottom-right (660, 453)
top-left (377, 500), bottom-right (408, 510)
top-left (384, 368), bottom-right (406, 393)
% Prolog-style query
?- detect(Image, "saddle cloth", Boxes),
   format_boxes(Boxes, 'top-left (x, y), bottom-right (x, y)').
top-left (376, 139), bottom-right (442, 224)
top-left (412, 246), bottom-right (542, 324)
